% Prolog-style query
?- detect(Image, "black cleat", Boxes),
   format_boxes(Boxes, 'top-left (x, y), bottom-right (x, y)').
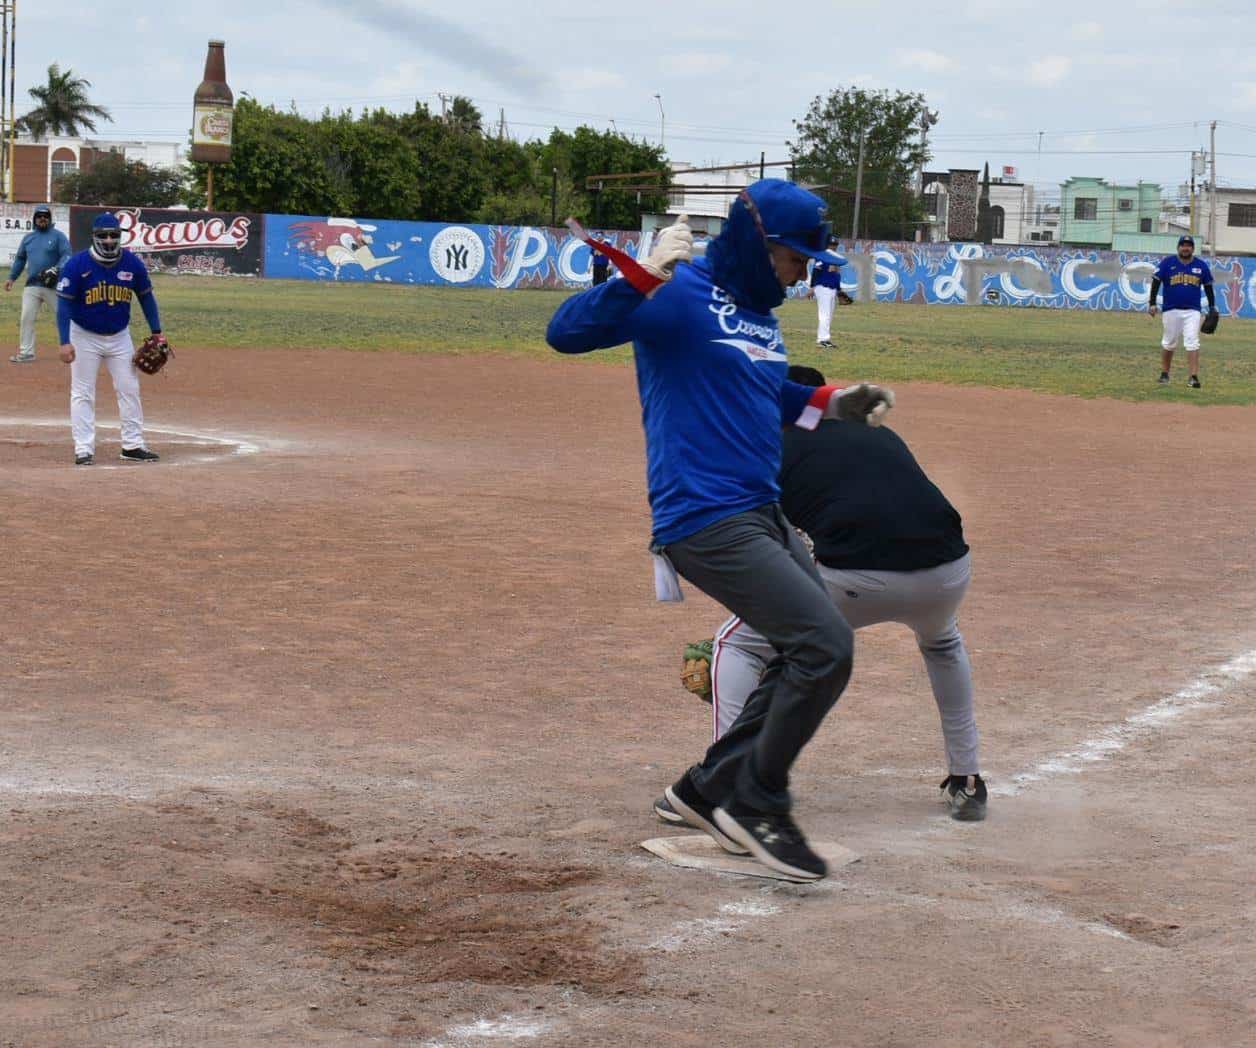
top-left (940, 774), bottom-right (988, 822)
top-left (653, 794), bottom-right (686, 825)
top-left (713, 805), bottom-right (827, 880)
top-left (119, 447), bottom-right (160, 462)
top-left (663, 772), bottom-right (749, 855)
top-left (1187, 375), bottom-right (1201, 389)
top-left (74, 453), bottom-right (94, 466)
top-left (1157, 371), bottom-right (1170, 384)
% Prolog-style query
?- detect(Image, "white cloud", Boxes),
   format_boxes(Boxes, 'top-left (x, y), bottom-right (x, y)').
top-left (1235, 82), bottom-right (1256, 110)
top-left (566, 68), bottom-right (628, 91)
top-left (1028, 56), bottom-right (1073, 87)
top-left (664, 52), bottom-right (733, 78)
top-left (894, 48), bottom-right (954, 74)
top-left (1071, 21), bottom-right (1104, 41)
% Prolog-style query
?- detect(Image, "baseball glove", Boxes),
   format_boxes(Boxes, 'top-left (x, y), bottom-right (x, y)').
top-left (37, 267), bottom-right (59, 289)
top-left (681, 639), bottom-right (714, 704)
top-left (133, 333), bottom-right (173, 375)
top-left (1201, 310), bottom-right (1220, 335)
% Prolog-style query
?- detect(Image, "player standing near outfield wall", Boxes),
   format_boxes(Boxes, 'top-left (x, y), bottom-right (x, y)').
top-left (808, 235), bottom-right (845, 348)
top-left (547, 179), bottom-right (894, 881)
top-left (1149, 234), bottom-right (1215, 389)
top-left (6, 205), bottom-right (71, 364)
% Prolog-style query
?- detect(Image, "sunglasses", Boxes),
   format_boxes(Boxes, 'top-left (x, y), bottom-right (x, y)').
top-left (765, 222), bottom-right (833, 253)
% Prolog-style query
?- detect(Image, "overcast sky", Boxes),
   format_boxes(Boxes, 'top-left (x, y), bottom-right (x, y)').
top-left (17, 0), bottom-right (1256, 200)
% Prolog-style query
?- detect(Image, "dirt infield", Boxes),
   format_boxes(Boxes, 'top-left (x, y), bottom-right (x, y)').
top-left (2, 348), bottom-right (1255, 1046)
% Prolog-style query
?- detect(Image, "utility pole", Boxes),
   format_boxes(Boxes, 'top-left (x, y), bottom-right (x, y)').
top-left (550, 166), bottom-right (558, 226)
top-left (851, 128), bottom-right (866, 240)
top-left (498, 108), bottom-right (506, 140)
top-left (759, 151), bottom-right (765, 180)
top-left (0, 1), bottom-right (13, 203)
top-left (653, 93), bottom-right (664, 150)
top-left (1189, 150), bottom-right (1198, 236)
top-left (1208, 120), bottom-right (1217, 253)
top-left (438, 92), bottom-right (449, 119)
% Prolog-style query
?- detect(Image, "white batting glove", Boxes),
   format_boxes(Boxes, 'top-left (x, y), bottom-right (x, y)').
top-left (640, 214), bottom-right (694, 286)
top-left (826, 383), bottom-right (895, 427)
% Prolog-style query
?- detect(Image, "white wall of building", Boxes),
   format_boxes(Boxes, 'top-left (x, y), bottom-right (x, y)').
top-left (1197, 188), bottom-right (1256, 255)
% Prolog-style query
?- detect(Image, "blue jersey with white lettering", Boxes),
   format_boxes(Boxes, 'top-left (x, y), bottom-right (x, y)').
top-left (1154, 254), bottom-right (1213, 312)
top-left (547, 258), bottom-right (819, 545)
top-left (56, 248), bottom-right (153, 335)
top-left (810, 259), bottom-right (842, 290)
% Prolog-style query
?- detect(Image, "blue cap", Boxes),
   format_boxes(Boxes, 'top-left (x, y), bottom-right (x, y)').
top-left (1178, 234), bottom-right (1195, 246)
top-left (92, 212), bottom-right (121, 231)
top-left (33, 203), bottom-right (51, 216)
top-left (744, 178), bottom-right (844, 263)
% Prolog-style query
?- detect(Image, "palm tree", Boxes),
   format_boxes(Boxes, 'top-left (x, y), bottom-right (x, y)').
top-left (16, 63), bottom-right (112, 139)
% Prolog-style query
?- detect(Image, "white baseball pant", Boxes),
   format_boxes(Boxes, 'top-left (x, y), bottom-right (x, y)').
top-left (69, 321), bottom-right (145, 456)
top-left (709, 552), bottom-right (979, 775)
top-left (1161, 308), bottom-right (1202, 352)
top-left (814, 286), bottom-right (837, 343)
top-left (19, 285), bottom-right (58, 355)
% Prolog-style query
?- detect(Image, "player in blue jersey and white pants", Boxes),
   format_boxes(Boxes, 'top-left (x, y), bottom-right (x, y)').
top-left (1149, 234), bottom-right (1214, 389)
top-left (57, 212), bottom-right (165, 466)
top-left (808, 235), bottom-right (845, 348)
top-left (547, 180), bottom-right (894, 881)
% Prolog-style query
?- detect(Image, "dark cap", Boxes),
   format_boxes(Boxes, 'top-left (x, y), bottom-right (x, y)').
top-left (1178, 234), bottom-right (1195, 246)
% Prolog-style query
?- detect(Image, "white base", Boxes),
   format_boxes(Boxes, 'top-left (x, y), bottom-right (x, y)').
top-left (641, 834), bottom-right (860, 882)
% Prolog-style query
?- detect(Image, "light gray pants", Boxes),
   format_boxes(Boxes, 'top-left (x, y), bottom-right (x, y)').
top-left (710, 552), bottom-right (978, 775)
top-left (19, 285), bottom-right (57, 355)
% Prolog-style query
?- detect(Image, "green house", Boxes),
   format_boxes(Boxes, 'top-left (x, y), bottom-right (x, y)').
top-left (1058, 177), bottom-right (1162, 247)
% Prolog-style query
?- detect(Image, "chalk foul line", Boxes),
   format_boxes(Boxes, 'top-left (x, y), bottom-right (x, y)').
top-left (999, 649), bottom-right (1256, 795)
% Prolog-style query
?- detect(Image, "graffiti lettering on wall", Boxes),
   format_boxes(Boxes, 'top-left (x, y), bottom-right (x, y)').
top-left (810, 241), bottom-right (1255, 318)
top-left (264, 214), bottom-right (647, 289)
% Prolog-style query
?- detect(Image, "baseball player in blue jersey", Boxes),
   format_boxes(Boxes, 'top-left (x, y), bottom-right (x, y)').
top-left (1149, 234), bottom-right (1214, 389)
top-left (57, 212), bottom-right (166, 466)
top-left (547, 179), bottom-right (894, 881)
top-left (807, 235), bottom-right (845, 348)
top-left (6, 204), bottom-right (71, 363)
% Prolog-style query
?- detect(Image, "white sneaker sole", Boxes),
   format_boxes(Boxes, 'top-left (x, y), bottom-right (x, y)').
top-left (663, 786), bottom-right (749, 855)
top-left (713, 808), bottom-right (825, 881)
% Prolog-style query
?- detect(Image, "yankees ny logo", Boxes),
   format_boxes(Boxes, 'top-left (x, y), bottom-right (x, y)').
top-left (445, 243), bottom-right (470, 271)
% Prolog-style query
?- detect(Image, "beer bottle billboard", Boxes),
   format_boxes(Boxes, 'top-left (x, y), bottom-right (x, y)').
top-left (191, 40), bottom-right (233, 164)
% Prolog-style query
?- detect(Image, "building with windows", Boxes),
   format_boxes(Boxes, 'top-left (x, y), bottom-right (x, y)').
top-left (6, 135), bottom-right (184, 203)
top-left (921, 168), bottom-right (1040, 245)
top-left (1195, 187), bottom-right (1256, 255)
top-left (1058, 177), bottom-right (1162, 247)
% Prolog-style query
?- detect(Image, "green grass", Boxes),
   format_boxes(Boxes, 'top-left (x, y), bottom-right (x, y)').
top-left (10, 276), bottom-right (1254, 403)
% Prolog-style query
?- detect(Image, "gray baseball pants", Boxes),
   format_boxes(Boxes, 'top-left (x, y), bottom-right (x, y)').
top-left (709, 552), bottom-right (978, 775)
top-left (659, 504), bottom-right (854, 816)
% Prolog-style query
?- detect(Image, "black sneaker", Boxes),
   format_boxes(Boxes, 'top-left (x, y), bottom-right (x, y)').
top-left (653, 794), bottom-right (686, 825)
top-left (1158, 371), bottom-right (1170, 384)
top-left (74, 452), bottom-right (94, 466)
top-left (119, 447), bottom-right (160, 462)
top-left (940, 774), bottom-right (988, 822)
top-left (713, 806), bottom-right (826, 881)
top-left (663, 772), bottom-right (749, 855)
top-left (1188, 375), bottom-right (1201, 389)
top-left (817, 340), bottom-right (835, 349)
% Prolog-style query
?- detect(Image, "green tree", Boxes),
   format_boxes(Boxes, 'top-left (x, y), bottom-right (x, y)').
top-left (445, 96), bottom-right (483, 135)
top-left (790, 86), bottom-right (932, 240)
top-left (54, 153), bottom-right (184, 207)
top-left (536, 128), bottom-right (669, 229)
top-left (17, 63), bottom-right (113, 138)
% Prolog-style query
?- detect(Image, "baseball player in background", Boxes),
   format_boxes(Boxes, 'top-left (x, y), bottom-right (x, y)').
top-left (5, 204), bottom-right (71, 363)
top-left (57, 212), bottom-right (165, 466)
top-left (548, 180), bottom-right (894, 881)
top-left (658, 364), bottom-right (986, 822)
top-left (808, 235), bottom-right (845, 348)
top-left (1149, 234), bottom-right (1214, 389)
